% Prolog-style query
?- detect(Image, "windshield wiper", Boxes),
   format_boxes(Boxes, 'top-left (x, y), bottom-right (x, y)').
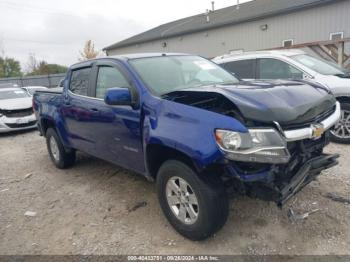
top-left (335, 73), bottom-right (350, 78)
top-left (217, 81), bottom-right (239, 86)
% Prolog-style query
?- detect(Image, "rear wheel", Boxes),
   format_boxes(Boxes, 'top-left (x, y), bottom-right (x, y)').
top-left (156, 160), bottom-right (229, 240)
top-left (46, 128), bottom-right (76, 169)
top-left (330, 102), bottom-right (350, 144)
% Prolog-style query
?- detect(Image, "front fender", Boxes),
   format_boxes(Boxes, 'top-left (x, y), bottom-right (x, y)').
top-left (142, 95), bottom-right (248, 170)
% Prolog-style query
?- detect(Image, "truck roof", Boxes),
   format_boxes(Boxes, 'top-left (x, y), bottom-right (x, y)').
top-left (70, 53), bottom-right (190, 69)
top-left (111, 52), bottom-right (189, 60)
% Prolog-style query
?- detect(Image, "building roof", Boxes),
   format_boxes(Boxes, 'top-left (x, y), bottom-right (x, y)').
top-left (104, 0), bottom-right (343, 51)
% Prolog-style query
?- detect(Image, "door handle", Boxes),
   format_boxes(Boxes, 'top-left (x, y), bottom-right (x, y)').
top-left (90, 108), bottom-right (99, 112)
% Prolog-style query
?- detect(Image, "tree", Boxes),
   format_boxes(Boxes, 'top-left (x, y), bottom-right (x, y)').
top-left (26, 54), bottom-right (67, 76)
top-left (26, 53), bottom-right (38, 74)
top-left (79, 40), bottom-right (99, 61)
top-left (0, 56), bottom-right (22, 78)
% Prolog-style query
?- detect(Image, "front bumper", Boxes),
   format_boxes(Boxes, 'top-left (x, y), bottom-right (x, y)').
top-left (0, 114), bottom-right (37, 133)
top-left (277, 153), bottom-right (339, 206)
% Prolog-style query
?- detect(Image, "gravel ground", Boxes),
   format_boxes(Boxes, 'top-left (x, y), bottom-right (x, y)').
top-left (0, 130), bottom-right (350, 255)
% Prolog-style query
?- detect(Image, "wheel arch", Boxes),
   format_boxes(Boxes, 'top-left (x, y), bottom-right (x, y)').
top-left (145, 144), bottom-right (199, 179)
top-left (40, 117), bottom-right (56, 136)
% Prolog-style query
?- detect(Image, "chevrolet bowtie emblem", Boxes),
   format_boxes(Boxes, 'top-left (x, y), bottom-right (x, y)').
top-left (311, 124), bottom-right (325, 139)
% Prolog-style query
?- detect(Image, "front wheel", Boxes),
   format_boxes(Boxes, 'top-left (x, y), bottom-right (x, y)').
top-left (330, 102), bottom-right (350, 144)
top-left (156, 160), bottom-right (229, 241)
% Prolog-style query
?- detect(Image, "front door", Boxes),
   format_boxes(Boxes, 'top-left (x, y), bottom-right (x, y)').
top-left (87, 61), bottom-right (145, 173)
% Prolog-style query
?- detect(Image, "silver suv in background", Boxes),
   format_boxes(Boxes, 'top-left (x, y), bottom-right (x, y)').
top-left (213, 50), bottom-right (350, 144)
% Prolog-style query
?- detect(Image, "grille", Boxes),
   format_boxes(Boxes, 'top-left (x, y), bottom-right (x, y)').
top-left (282, 105), bottom-right (336, 130)
top-left (0, 108), bottom-right (34, 118)
top-left (6, 120), bottom-right (37, 128)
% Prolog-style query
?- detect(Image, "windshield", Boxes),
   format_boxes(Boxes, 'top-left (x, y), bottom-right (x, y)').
top-left (0, 89), bottom-right (30, 100)
top-left (129, 55), bottom-right (238, 96)
top-left (292, 54), bottom-right (348, 75)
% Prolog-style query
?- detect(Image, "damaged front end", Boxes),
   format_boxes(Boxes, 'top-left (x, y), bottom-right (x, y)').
top-left (221, 102), bottom-right (341, 206)
top-left (163, 81), bottom-right (341, 206)
top-left (224, 134), bottom-right (339, 206)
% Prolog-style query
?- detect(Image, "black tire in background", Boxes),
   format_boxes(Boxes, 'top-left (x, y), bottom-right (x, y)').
top-left (330, 102), bottom-right (350, 144)
top-left (156, 160), bottom-right (229, 241)
top-left (46, 128), bottom-right (76, 169)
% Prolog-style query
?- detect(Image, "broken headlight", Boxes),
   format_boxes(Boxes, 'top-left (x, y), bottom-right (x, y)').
top-left (215, 129), bottom-right (290, 164)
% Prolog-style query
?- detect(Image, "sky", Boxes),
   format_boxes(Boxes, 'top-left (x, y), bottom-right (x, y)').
top-left (0, 0), bottom-right (251, 71)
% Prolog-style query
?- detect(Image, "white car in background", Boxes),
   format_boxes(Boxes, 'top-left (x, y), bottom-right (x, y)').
top-left (0, 86), bottom-right (37, 133)
top-left (21, 86), bottom-right (48, 96)
top-left (213, 50), bottom-right (350, 144)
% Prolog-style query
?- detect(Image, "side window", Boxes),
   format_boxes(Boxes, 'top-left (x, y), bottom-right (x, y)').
top-left (96, 66), bottom-right (130, 99)
top-left (257, 58), bottom-right (303, 80)
top-left (223, 60), bottom-right (255, 79)
top-left (70, 67), bottom-right (91, 96)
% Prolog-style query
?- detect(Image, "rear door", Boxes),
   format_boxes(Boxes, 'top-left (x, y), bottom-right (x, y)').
top-left (62, 65), bottom-right (97, 154)
top-left (222, 59), bottom-right (256, 80)
top-left (87, 60), bottom-right (145, 173)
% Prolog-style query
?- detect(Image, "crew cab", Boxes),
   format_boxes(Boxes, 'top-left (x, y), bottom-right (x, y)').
top-left (33, 53), bottom-right (340, 240)
top-left (213, 50), bottom-right (350, 144)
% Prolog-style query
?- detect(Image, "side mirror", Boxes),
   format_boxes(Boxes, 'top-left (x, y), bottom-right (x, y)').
top-left (303, 74), bottom-right (314, 80)
top-left (104, 87), bottom-right (132, 106)
top-left (59, 79), bottom-right (65, 87)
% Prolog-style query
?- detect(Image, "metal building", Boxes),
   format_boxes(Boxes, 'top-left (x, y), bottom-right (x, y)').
top-left (104, 0), bottom-right (350, 59)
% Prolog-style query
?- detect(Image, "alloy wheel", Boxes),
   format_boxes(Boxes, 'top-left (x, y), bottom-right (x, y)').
top-left (50, 136), bottom-right (60, 161)
top-left (331, 109), bottom-right (350, 139)
top-left (166, 176), bottom-right (199, 225)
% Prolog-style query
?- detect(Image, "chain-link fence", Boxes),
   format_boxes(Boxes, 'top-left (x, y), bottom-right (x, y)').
top-left (0, 73), bottom-right (66, 88)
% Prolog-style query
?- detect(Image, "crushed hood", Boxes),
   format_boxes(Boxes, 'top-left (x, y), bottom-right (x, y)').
top-left (164, 80), bottom-right (336, 126)
top-left (0, 97), bottom-right (32, 110)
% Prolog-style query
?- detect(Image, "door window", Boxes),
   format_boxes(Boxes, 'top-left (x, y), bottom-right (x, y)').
top-left (69, 67), bottom-right (92, 96)
top-left (257, 58), bottom-right (303, 79)
top-left (223, 59), bottom-right (255, 79)
top-left (96, 66), bottom-right (130, 99)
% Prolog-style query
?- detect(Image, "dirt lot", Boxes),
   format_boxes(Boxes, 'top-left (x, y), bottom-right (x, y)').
top-left (0, 130), bottom-right (350, 255)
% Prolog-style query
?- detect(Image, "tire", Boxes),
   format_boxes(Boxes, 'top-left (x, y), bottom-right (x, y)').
top-left (330, 102), bottom-right (350, 144)
top-left (156, 160), bottom-right (229, 241)
top-left (46, 128), bottom-right (76, 169)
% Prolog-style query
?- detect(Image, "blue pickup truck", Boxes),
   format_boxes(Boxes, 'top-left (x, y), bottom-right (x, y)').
top-left (33, 53), bottom-right (341, 240)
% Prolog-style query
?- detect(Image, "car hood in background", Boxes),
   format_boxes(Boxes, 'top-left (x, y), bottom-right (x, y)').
top-left (166, 80), bottom-right (336, 126)
top-left (0, 97), bottom-right (32, 110)
top-left (315, 74), bottom-right (350, 96)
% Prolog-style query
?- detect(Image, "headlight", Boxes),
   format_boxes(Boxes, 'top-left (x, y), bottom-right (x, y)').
top-left (215, 129), bottom-right (290, 164)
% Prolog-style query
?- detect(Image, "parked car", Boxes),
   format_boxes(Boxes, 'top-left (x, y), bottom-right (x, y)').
top-left (33, 53), bottom-right (340, 240)
top-left (0, 83), bottom-right (18, 88)
top-left (0, 86), bottom-right (37, 133)
top-left (22, 86), bottom-right (48, 96)
top-left (213, 50), bottom-right (350, 144)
